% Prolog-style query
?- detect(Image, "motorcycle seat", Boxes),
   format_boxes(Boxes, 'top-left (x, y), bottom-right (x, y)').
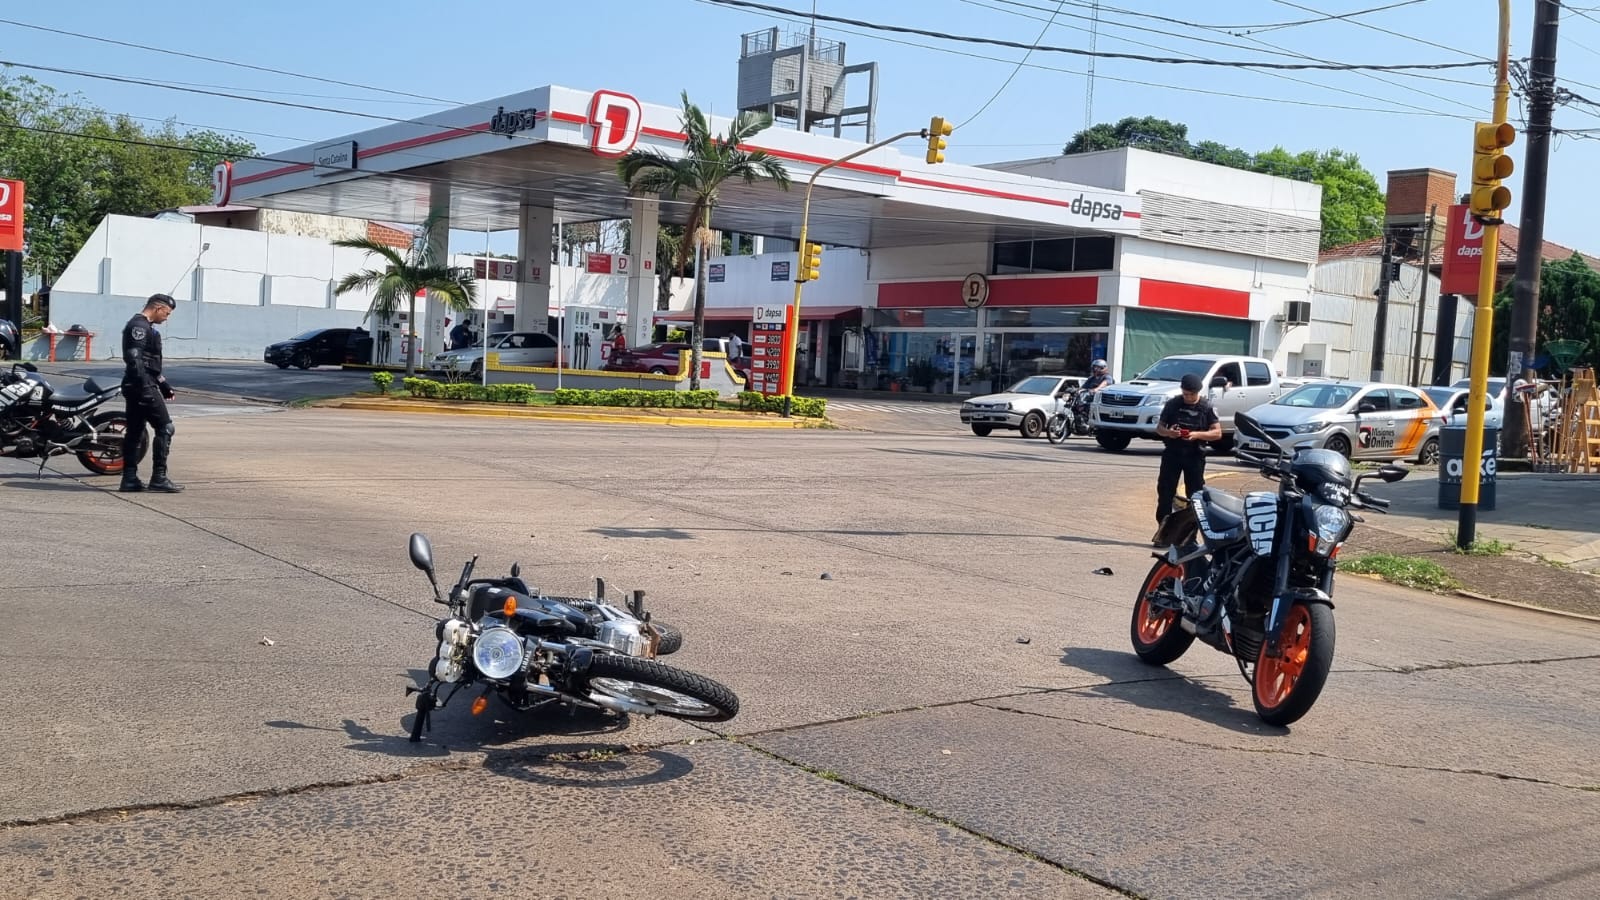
top-left (49, 377), bottom-right (113, 406)
top-left (1196, 488), bottom-right (1247, 534)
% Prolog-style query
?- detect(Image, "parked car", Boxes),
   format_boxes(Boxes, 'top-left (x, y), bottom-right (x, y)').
top-left (1091, 354), bottom-right (1283, 452)
top-left (429, 331), bottom-right (558, 376)
top-left (1424, 385), bottom-right (1504, 430)
top-left (1449, 376), bottom-right (1558, 431)
top-left (0, 318), bottom-right (17, 361)
top-left (960, 374), bottom-right (1082, 438)
top-left (264, 327), bottom-right (374, 369)
top-left (1240, 381), bottom-right (1444, 464)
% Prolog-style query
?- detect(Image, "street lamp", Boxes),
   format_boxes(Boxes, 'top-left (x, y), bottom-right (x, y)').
top-left (780, 121), bottom-right (947, 413)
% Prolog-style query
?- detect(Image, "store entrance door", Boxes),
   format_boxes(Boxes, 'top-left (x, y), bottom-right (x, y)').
top-left (949, 332), bottom-right (978, 395)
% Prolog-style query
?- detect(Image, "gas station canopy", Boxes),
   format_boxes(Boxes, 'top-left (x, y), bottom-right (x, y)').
top-left (228, 85), bottom-right (1142, 249)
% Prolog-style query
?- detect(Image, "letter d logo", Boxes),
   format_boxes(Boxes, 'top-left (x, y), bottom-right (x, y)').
top-left (589, 91), bottom-right (642, 157)
top-left (1461, 206), bottom-right (1485, 241)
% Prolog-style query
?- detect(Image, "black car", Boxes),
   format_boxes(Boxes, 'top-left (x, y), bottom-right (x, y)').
top-left (264, 327), bottom-right (373, 369)
top-left (0, 318), bottom-right (17, 361)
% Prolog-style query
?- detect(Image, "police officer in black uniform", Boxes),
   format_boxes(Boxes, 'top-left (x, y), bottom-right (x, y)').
top-left (120, 293), bottom-right (182, 493)
top-left (1154, 372), bottom-right (1221, 526)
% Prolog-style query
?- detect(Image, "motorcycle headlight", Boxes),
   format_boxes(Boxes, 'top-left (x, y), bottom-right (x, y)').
top-left (1292, 421), bottom-right (1331, 434)
top-left (1310, 503), bottom-right (1352, 556)
top-left (471, 627), bottom-right (525, 680)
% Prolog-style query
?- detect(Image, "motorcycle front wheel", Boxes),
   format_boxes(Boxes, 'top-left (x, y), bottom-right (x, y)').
top-left (584, 654), bottom-right (738, 722)
top-left (1045, 414), bottom-right (1070, 444)
top-left (1253, 601), bottom-right (1335, 726)
top-left (1130, 559), bottom-right (1195, 666)
top-left (76, 411), bottom-right (128, 476)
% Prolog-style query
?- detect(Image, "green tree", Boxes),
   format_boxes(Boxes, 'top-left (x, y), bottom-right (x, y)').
top-left (1063, 117), bottom-right (1384, 250)
top-left (1491, 253), bottom-right (1600, 376)
top-left (616, 91), bottom-right (790, 389)
top-left (333, 223), bottom-right (476, 377)
top-left (0, 73), bottom-right (257, 282)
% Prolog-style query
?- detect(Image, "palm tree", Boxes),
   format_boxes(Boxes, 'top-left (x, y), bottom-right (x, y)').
top-left (333, 223), bottom-right (477, 377)
top-left (617, 91), bottom-right (791, 389)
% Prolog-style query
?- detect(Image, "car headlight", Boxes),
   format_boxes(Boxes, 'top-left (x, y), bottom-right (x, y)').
top-left (1004, 402), bottom-right (1013, 411)
top-left (1141, 394), bottom-right (1169, 407)
top-left (1292, 421), bottom-right (1332, 434)
top-left (471, 627), bottom-right (525, 680)
top-left (1310, 503), bottom-right (1352, 556)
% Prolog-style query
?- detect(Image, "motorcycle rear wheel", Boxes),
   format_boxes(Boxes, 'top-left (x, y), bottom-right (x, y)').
top-left (1130, 559), bottom-right (1195, 666)
top-left (1252, 601), bottom-right (1335, 727)
top-left (1045, 414), bottom-right (1070, 444)
top-left (76, 411), bottom-right (128, 476)
top-left (584, 655), bottom-right (738, 722)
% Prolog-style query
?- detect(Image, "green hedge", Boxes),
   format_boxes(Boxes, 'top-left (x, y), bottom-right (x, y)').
top-left (552, 388), bottom-right (718, 409)
top-left (737, 392), bottom-right (827, 418)
top-left (401, 379), bottom-right (541, 403)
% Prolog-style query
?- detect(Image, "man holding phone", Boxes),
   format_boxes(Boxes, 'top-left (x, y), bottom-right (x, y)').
top-left (1154, 372), bottom-right (1222, 527)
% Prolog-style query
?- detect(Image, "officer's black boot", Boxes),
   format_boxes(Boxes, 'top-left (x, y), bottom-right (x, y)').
top-left (147, 469), bottom-right (184, 493)
top-left (119, 469), bottom-right (146, 492)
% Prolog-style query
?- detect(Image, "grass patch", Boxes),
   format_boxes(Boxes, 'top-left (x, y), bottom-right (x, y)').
top-left (1344, 553), bottom-right (1462, 593)
top-left (1443, 530), bottom-right (1515, 556)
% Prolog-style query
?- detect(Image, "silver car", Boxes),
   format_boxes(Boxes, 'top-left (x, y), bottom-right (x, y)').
top-left (961, 375), bottom-right (1081, 438)
top-left (430, 331), bottom-right (559, 376)
top-left (1240, 381), bottom-right (1444, 464)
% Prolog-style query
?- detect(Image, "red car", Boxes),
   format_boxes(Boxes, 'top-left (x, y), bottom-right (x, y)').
top-left (604, 340), bottom-right (750, 379)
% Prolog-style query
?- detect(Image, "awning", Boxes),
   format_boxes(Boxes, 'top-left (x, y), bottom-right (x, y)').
top-left (653, 305), bottom-right (860, 322)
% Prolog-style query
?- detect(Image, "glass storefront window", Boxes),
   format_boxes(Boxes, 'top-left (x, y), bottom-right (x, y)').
top-left (867, 308), bottom-right (979, 328)
top-left (990, 332), bottom-right (1106, 384)
top-left (984, 307), bottom-right (1109, 329)
top-left (989, 236), bottom-right (1117, 275)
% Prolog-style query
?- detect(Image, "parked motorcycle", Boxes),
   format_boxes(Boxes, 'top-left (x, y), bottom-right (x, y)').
top-left (1045, 389), bottom-right (1095, 444)
top-left (0, 362), bottom-right (128, 476)
top-left (404, 533), bottom-right (738, 742)
top-left (1132, 412), bottom-right (1409, 726)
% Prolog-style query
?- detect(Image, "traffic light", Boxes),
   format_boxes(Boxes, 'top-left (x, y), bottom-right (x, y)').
top-left (797, 242), bottom-right (823, 282)
top-left (926, 116), bottom-right (952, 165)
top-left (1470, 121), bottom-right (1515, 218)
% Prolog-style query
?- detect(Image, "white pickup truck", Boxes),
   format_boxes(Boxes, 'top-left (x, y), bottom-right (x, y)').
top-left (1090, 354), bottom-right (1283, 452)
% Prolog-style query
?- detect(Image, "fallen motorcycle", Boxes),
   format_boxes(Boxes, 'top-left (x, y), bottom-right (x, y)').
top-left (1133, 412), bottom-right (1409, 726)
top-left (404, 533), bottom-right (737, 741)
top-left (0, 362), bottom-right (128, 476)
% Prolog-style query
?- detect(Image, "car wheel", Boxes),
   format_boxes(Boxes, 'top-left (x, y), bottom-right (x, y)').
top-left (1096, 431), bottom-right (1132, 452)
top-left (469, 360), bottom-right (483, 378)
top-left (293, 350), bottom-right (314, 370)
top-left (1417, 436), bottom-right (1441, 466)
top-left (1325, 433), bottom-right (1353, 458)
top-left (1020, 411), bottom-right (1046, 439)
top-left (648, 366), bottom-right (669, 375)
top-left (971, 424), bottom-right (994, 437)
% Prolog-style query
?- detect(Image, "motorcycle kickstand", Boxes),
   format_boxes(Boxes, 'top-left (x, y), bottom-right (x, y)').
top-left (407, 682), bottom-right (439, 743)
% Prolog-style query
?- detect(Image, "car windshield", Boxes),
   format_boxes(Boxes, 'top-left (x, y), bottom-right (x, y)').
top-left (1006, 376), bottom-right (1060, 395)
top-left (1135, 358), bottom-right (1213, 382)
top-left (1274, 383), bottom-right (1358, 409)
top-left (289, 330), bottom-right (326, 341)
top-left (1424, 388), bottom-right (1459, 409)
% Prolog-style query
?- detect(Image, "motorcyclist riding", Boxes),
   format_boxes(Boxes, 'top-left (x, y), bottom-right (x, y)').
top-left (1083, 359), bottom-right (1115, 393)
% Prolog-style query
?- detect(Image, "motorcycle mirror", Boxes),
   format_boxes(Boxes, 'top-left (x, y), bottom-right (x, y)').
top-left (21, 362), bottom-right (38, 372)
top-left (408, 533), bottom-right (436, 581)
top-left (510, 562), bottom-right (520, 578)
top-left (1377, 464), bottom-right (1410, 483)
top-left (1233, 412), bottom-right (1271, 444)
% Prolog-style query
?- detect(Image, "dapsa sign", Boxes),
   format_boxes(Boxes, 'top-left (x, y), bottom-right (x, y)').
top-left (0, 179), bottom-right (22, 252)
top-left (588, 91), bottom-right (642, 157)
top-left (1440, 204), bottom-right (1487, 296)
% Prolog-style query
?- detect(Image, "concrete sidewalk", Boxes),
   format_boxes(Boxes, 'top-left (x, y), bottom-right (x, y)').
top-left (1368, 472), bottom-right (1600, 572)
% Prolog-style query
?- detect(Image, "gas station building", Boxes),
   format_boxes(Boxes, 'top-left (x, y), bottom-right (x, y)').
top-left (226, 83), bottom-right (1323, 389)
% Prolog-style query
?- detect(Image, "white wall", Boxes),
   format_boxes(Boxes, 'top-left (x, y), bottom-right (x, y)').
top-left (866, 243), bottom-right (990, 283)
top-left (705, 248), bottom-right (871, 307)
top-left (1299, 257), bottom-right (1474, 383)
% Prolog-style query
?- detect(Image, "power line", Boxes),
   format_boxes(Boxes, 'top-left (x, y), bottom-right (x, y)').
top-left (701, 0), bottom-right (1489, 71)
top-left (956, 0), bottom-right (1066, 130)
top-left (694, 0), bottom-right (1476, 120)
top-left (1265, 0), bottom-right (1484, 60)
top-left (995, 0), bottom-right (1431, 35)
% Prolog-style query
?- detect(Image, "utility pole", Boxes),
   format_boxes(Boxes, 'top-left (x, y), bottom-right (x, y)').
top-left (1409, 206), bottom-right (1439, 386)
top-left (1371, 228), bottom-right (1395, 382)
top-left (1504, 0), bottom-right (1562, 459)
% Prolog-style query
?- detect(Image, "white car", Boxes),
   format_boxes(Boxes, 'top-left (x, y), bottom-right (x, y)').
top-left (1424, 386), bottom-right (1504, 430)
top-left (1449, 377), bottom-right (1558, 430)
top-left (430, 331), bottom-right (559, 376)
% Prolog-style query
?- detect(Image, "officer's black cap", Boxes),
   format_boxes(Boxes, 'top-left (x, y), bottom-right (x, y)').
top-left (147, 293), bottom-right (177, 309)
top-left (1180, 373), bottom-right (1204, 392)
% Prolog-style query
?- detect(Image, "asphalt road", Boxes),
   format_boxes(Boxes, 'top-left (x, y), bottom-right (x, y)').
top-left (1, 407), bottom-right (1597, 898)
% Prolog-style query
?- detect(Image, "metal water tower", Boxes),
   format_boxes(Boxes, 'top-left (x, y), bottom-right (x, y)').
top-left (737, 27), bottom-right (879, 141)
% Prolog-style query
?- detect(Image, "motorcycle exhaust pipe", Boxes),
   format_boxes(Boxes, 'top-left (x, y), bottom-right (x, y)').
top-left (588, 692), bottom-right (654, 716)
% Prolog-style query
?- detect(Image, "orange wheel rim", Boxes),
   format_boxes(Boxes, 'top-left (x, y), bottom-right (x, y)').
top-left (1256, 604), bottom-right (1314, 709)
top-left (87, 424), bottom-right (126, 472)
top-left (1136, 563), bottom-right (1182, 644)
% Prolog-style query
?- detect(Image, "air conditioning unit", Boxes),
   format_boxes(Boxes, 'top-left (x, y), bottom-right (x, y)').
top-left (1284, 300), bottom-right (1312, 326)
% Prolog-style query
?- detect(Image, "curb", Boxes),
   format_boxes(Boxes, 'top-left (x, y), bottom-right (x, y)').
top-left (1449, 589), bottom-right (1600, 624)
top-left (318, 399), bottom-right (816, 429)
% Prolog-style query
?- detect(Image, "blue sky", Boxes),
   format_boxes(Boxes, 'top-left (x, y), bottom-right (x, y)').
top-left (6, 1), bottom-right (1598, 252)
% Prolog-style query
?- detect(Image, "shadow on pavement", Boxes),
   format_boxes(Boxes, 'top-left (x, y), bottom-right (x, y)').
top-left (488, 747), bottom-right (695, 789)
top-left (1057, 645), bottom-right (1281, 736)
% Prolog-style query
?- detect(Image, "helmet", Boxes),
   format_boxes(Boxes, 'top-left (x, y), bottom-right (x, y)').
top-left (1290, 448), bottom-right (1354, 496)
top-left (1091, 359), bottom-right (1107, 370)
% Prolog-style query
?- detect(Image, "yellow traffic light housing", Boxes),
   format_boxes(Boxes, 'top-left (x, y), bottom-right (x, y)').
top-left (926, 116), bottom-right (952, 165)
top-left (1470, 121), bottom-right (1515, 217)
top-left (797, 242), bottom-right (823, 282)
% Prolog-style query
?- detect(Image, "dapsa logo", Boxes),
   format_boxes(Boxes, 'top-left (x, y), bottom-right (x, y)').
top-left (1070, 194), bottom-right (1124, 223)
top-left (589, 91), bottom-right (642, 157)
